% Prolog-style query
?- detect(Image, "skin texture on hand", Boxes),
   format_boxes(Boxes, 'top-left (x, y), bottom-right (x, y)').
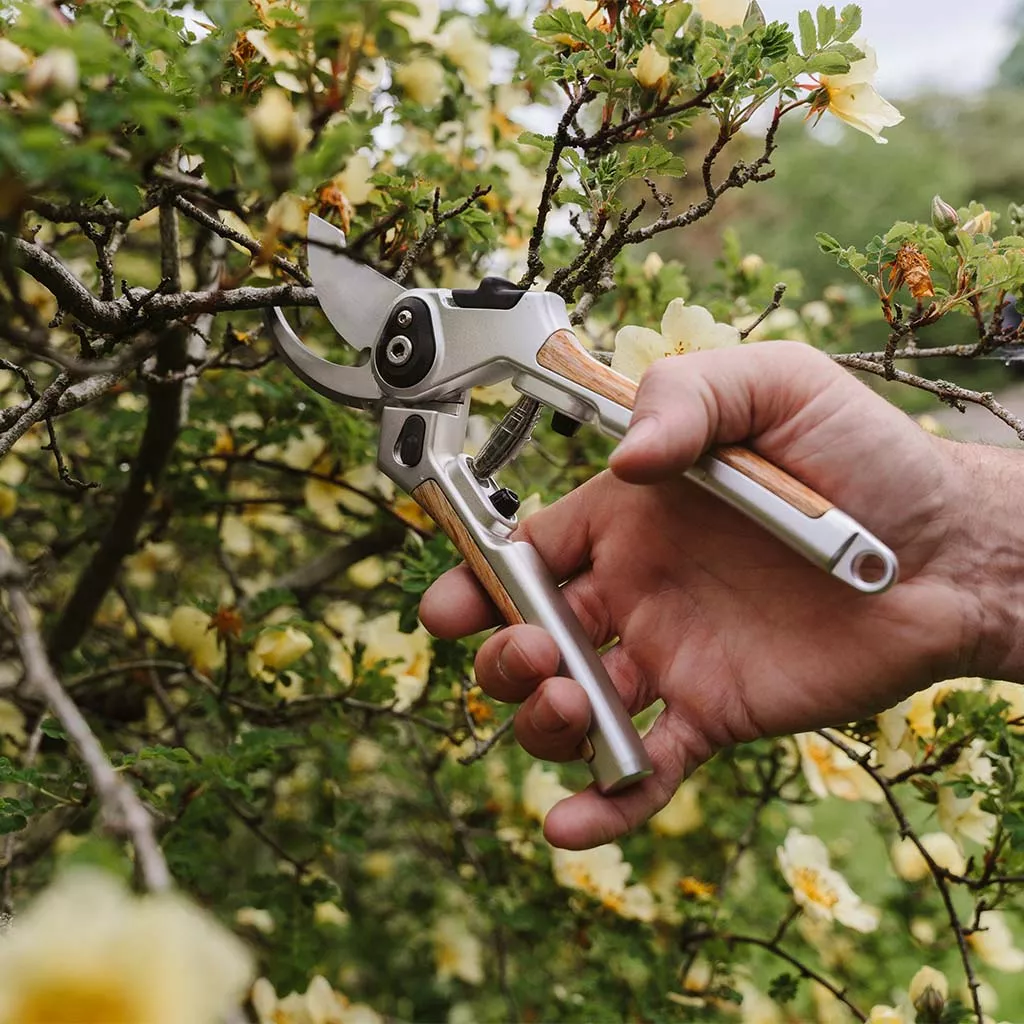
top-left (419, 342), bottom-right (1017, 851)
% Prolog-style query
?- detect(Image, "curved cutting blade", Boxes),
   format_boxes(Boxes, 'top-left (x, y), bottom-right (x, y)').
top-left (264, 308), bottom-right (382, 409)
top-left (307, 213), bottom-right (405, 353)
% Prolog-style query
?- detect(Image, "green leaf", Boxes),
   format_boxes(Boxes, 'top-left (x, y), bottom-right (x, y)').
top-left (816, 5), bottom-right (837, 45)
top-left (807, 51), bottom-right (851, 75)
top-left (664, 1), bottom-right (693, 39)
top-left (0, 813), bottom-right (27, 835)
top-left (768, 972), bottom-right (800, 1003)
top-left (517, 131), bottom-right (554, 153)
top-left (798, 10), bottom-right (817, 54)
top-left (40, 717), bottom-right (66, 740)
top-left (838, 3), bottom-right (862, 41)
top-left (815, 231), bottom-right (842, 254)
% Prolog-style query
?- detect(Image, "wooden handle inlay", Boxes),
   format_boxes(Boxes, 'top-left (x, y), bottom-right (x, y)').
top-left (536, 329), bottom-right (833, 520)
top-left (412, 480), bottom-right (525, 625)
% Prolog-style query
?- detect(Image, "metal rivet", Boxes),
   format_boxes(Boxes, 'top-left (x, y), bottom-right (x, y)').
top-left (396, 309), bottom-right (413, 328)
top-left (386, 335), bottom-right (413, 367)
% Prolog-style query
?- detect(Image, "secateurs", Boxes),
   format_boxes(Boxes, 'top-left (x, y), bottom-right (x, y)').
top-left (267, 215), bottom-right (899, 795)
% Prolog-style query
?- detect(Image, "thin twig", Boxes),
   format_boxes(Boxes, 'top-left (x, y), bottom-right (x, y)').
top-left (0, 546), bottom-right (171, 893)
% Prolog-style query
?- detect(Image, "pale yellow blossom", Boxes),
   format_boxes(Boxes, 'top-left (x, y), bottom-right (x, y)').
top-left (909, 965), bottom-right (948, 1007)
top-left (314, 901), bottom-right (350, 928)
top-left (633, 43), bottom-right (671, 91)
top-left (650, 778), bottom-right (703, 836)
top-left (335, 154), bottom-right (375, 207)
top-left (250, 86), bottom-right (305, 160)
top-left (359, 611), bottom-right (432, 710)
top-left (25, 48), bottom-right (79, 97)
top-left (0, 869), bottom-right (251, 1024)
top-left (739, 981), bottom-right (784, 1024)
top-left (967, 910), bottom-right (1024, 972)
top-left (990, 681), bottom-right (1024, 727)
top-left (395, 57), bottom-right (446, 108)
top-left (0, 699), bottom-right (26, 752)
top-left (390, 0), bottom-right (440, 43)
top-left (777, 829), bottom-right (879, 932)
top-left (693, 0), bottom-right (749, 28)
top-left (252, 974), bottom-right (381, 1024)
top-left (0, 39), bottom-right (29, 74)
top-left (235, 906), bottom-right (275, 934)
top-left (168, 606), bottom-right (224, 674)
top-left (433, 916), bottom-right (485, 985)
top-left (937, 739), bottom-right (997, 849)
top-left (612, 297), bottom-right (740, 382)
top-left (551, 844), bottom-right (657, 922)
top-left (438, 17), bottom-right (490, 91)
top-left (866, 1008), bottom-right (911, 1024)
top-left (124, 541), bottom-right (180, 590)
top-left (347, 737), bottom-right (385, 773)
top-left (522, 762), bottom-right (573, 823)
top-left (890, 832), bottom-right (965, 882)
top-left (642, 252), bottom-right (664, 279)
top-left (796, 731), bottom-right (882, 803)
top-left (815, 44), bottom-right (904, 145)
top-left (248, 626), bottom-right (313, 681)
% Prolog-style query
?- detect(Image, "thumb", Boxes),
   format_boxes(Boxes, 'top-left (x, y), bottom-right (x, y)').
top-left (608, 341), bottom-right (848, 484)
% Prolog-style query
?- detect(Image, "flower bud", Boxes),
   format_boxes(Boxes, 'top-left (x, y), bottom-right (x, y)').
top-left (642, 252), bottom-right (664, 279)
top-left (25, 48), bottom-right (79, 98)
top-left (962, 209), bottom-right (993, 237)
top-left (633, 43), bottom-right (671, 91)
top-left (739, 253), bottom-right (765, 277)
top-left (931, 195), bottom-right (959, 244)
top-left (250, 87), bottom-right (304, 163)
top-left (909, 966), bottom-right (948, 1023)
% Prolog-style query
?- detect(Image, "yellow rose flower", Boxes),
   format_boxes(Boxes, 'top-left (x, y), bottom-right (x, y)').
top-left (247, 625), bottom-right (313, 680)
top-left (168, 606), bottom-right (224, 675)
top-left (438, 17), bottom-right (490, 91)
top-left (612, 297), bottom-right (741, 382)
top-left (812, 43), bottom-right (904, 145)
top-left (649, 778), bottom-right (703, 837)
top-left (0, 869), bottom-right (252, 1024)
top-left (633, 43), bottom-right (671, 91)
top-left (795, 731), bottom-right (882, 803)
top-left (433, 916), bottom-right (485, 985)
top-left (390, 0), bottom-right (440, 43)
top-left (395, 57), bottom-right (446, 108)
top-left (777, 829), bottom-right (879, 932)
top-left (967, 911), bottom-right (1024, 973)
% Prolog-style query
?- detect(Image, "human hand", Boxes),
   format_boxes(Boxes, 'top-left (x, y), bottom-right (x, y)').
top-left (420, 342), bottom-right (1005, 850)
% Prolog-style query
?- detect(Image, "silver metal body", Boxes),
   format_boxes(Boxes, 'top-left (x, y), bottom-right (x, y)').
top-left (265, 213), bottom-right (901, 794)
top-left (380, 404), bottom-right (652, 791)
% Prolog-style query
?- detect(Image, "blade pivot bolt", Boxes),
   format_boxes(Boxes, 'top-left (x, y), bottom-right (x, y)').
top-left (386, 335), bottom-right (414, 367)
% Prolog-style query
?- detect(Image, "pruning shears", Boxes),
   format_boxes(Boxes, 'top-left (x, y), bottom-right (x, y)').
top-left (267, 215), bottom-right (899, 795)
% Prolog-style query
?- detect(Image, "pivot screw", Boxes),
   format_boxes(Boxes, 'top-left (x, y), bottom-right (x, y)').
top-left (396, 309), bottom-right (413, 328)
top-left (386, 335), bottom-right (413, 367)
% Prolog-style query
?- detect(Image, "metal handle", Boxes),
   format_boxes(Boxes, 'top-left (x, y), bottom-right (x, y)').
top-left (411, 471), bottom-right (653, 794)
top-left (534, 330), bottom-right (899, 594)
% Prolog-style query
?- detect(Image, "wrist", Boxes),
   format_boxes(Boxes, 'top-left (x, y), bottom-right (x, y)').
top-left (940, 439), bottom-right (1024, 682)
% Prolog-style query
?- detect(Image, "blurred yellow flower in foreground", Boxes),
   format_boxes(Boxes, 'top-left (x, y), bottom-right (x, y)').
top-left (866, 1007), bottom-right (911, 1024)
top-left (612, 297), bottom-right (740, 382)
top-left (777, 829), bottom-right (879, 932)
top-left (0, 869), bottom-right (252, 1024)
top-left (159, 605), bottom-right (224, 675)
top-left (252, 973), bottom-right (382, 1024)
top-left (811, 44), bottom-right (904, 145)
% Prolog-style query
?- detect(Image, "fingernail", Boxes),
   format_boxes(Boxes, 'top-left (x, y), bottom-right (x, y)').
top-left (612, 417), bottom-right (658, 463)
top-left (531, 696), bottom-right (570, 734)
